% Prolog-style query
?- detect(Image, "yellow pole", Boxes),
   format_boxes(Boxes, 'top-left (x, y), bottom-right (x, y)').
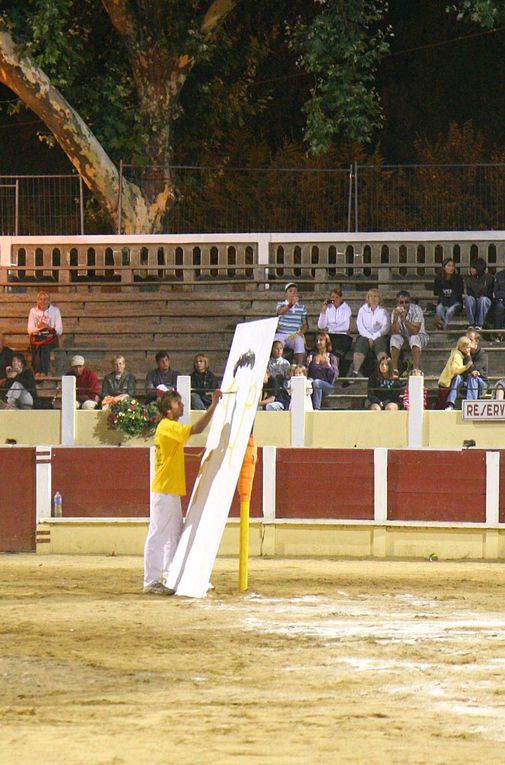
top-left (237, 435), bottom-right (257, 592)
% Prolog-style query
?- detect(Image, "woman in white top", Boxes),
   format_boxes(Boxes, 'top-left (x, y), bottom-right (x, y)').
top-left (344, 288), bottom-right (390, 385)
top-left (317, 287), bottom-right (352, 361)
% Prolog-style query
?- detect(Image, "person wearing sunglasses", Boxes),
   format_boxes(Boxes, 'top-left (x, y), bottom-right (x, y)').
top-left (389, 290), bottom-right (429, 376)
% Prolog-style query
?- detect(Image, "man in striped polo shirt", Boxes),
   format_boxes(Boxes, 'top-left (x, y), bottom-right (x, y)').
top-left (275, 282), bottom-right (308, 365)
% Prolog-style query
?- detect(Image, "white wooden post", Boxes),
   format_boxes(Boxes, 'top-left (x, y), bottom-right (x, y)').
top-left (486, 450), bottom-right (500, 524)
top-left (35, 446), bottom-right (52, 521)
top-left (262, 446), bottom-right (276, 522)
top-left (407, 374), bottom-right (424, 448)
top-left (290, 375), bottom-right (306, 447)
top-left (374, 448), bottom-right (388, 523)
top-left (177, 374), bottom-right (191, 425)
top-left (61, 375), bottom-right (76, 446)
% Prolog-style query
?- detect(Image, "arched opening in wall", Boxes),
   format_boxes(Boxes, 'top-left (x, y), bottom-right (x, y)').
top-left (363, 245), bottom-right (372, 278)
top-left (52, 248), bottom-right (60, 282)
top-left (381, 244), bottom-right (389, 264)
top-left (470, 244), bottom-right (479, 265)
top-left (157, 247), bottom-right (165, 279)
top-left (227, 246), bottom-right (236, 278)
top-left (35, 248), bottom-right (43, 276)
top-left (346, 245), bottom-right (354, 277)
top-left (210, 246), bottom-right (218, 278)
top-left (293, 245), bottom-right (302, 279)
top-left (328, 245), bottom-right (337, 279)
top-left (70, 247), bottom-right (78, 282)
top-left (488, 243), bottom-right (497, 274)
top-left (105, 247), bottom-right (114, 280)
top-left (434, 244), bottom-right (443, 269)
top-left (245, 246), bottom-right (254, 279)
top-left (16, 247), bottom-right (26, 281)
top-left (275, 245), bottom-right (285, 279)
top-left (399, 244), bottom-right (407, 277)
top-left (193, 246), bottom-right (201, 279)
top-left (311, 245), bottom-right (319, 279)
top-left (121, 247), bottom-right (130, 266)
top-left (175, 246), bottom-right (183, 280)
top-left (452, 244), bottom-right (461, 268)
top-left (87, 248), bottom-right (96, 279)
top-left (417, 244), bottom-right (425, 278)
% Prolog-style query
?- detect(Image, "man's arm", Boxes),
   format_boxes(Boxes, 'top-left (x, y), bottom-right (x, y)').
top-left (190, 389), bottom-right (222, 435)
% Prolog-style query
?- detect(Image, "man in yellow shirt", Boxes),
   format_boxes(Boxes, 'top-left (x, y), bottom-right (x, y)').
top-left (143, 388), bottom-right (221, 595)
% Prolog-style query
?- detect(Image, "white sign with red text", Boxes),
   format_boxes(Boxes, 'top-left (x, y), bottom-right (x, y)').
top-left (462, 400), bottom-right (505, 420)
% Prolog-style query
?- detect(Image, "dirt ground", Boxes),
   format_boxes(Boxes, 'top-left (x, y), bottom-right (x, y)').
top-left (1, 555), bottom-right (505, 765)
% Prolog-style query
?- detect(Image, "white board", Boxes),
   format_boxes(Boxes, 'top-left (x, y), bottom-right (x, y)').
top-left (166, 316), bottom-right (279, 598)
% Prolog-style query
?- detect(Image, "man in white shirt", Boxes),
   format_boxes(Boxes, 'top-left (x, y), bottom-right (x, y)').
top-left (27, 291), bottom-right (63, 378)
top-left (389, 290), bottom-right (429, 374)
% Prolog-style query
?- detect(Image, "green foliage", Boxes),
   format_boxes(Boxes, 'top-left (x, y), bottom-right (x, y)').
top-left (451, 1), bottom-right (503, 27)
top-left (290, 0), bottom-right (392, 154)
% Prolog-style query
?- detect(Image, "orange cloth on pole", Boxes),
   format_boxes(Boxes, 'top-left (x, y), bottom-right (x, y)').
top-left (237, 435), bottom-right (257, 502)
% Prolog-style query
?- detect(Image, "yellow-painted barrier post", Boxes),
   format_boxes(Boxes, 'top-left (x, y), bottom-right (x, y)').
top-left (237, 435), bottom-right (257, 591)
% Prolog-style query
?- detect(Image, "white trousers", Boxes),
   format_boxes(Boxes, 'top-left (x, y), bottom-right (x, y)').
top-left (143, 492), bottom-right (183, 588)
top-left (6, 382), bottom-right (33, 409)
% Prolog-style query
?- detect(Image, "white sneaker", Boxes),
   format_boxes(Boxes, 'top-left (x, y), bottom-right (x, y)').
top-left (444, 405), bottom-right (454, 411)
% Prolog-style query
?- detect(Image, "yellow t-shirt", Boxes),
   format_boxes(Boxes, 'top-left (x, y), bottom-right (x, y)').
top-left (151, 418), bottom-right (192, 495)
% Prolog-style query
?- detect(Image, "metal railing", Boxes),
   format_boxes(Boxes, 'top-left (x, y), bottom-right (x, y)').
top-left (3, 163), bottom-right (505, 234)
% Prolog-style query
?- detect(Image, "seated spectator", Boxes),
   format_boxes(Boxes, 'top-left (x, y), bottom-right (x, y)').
top-left (145, 351), bottom-right (179, 401)
top-left (0, 353), bottom-right (37, 409)
top-left (465, 258), bottom-right (493, 330)
top-left (317, 287), bottom-right (352, 365)
top-left (367, 357), bottom-right (403, 411)
top-left (0, 332), bottom-right (14, 381)
top-left (434, 258), bottom-right (464, 330)
top-left (344, 288), bottom-right (389, 385)
top-left (66, 354), bottom-right (100, 410)
top-left (27, 290), bottom-right (63, 378)
top-left (287, 364), bottom-right (313, 410)
top-left (101, 355), bottom-right (136, 409)
top-left (275, 282), bottom-right (308, 366)
top-left (402, 369), bottom-right (428, 410)
top-left (258, 371), bottom-right (290, 411)
top-left (445, 328), bottom-right (488, 409)
top-left (306, 331), bottom-right (338, 410)
top-left (267, 340), bottom-right (291, 385)
top-left (494, 379), bottom-right (505, 400)
top-left (389, 291), bottom-right (429, 375)
top-left (436, 336), bottom-right (473, 410)
top-left (190, 353), bottom-right (219, 411)
top-left (493, 267), bottom-right (505, 341)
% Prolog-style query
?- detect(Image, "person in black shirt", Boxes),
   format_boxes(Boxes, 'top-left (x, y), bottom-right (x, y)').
top-left (434, 258), bottom-right (464, 330)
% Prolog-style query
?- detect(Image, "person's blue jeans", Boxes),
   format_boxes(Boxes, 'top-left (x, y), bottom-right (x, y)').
top-left (447, 374), bottom-right (487, 405)
top-left (465, 295), bottom-right (491, 328)
top-left (311, 379), bottom-right (334, 410)
top-left (495, 299), bottom-right (505, 330)
top-left (436, 302), bottom-right (461, 328)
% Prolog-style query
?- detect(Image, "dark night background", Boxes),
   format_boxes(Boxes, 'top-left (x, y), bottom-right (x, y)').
top-left (0, 1), bottom-right (504, 173)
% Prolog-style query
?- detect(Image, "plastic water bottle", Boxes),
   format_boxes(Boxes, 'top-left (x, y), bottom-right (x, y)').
top-left (53, 491), bottom-right (62, 518)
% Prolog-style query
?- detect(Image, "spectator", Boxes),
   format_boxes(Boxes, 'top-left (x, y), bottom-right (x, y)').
top-left (493, 266), bottom-right (505, 341)
top-left (445, 328), bottom-right (488, 409)
top-left (465, 257), bottom-right (493, 330)
top-left (101, 355), bottom-right (136, 409)
top-left (306, 331), bottom-right (338, 410)
top-left (145, 351), bottom-right (179, 402)
top-left (367, 357), bottom-right (403, 411)
top-left (66, 354), bottom-right (100, 410)
top-left (190, 353), bottom-right (219, 411)
top-left (317, 287), bottom-right (352, 366)
top-left (27, 291), bottom-right (63, 378)
top-left (267, 340), bottom-right (291, 386)
top-left (389, 290), bottom-right (429, 375)
top-left (436, 336), bottom-right (473, 410)
top-left (287, 364), bottom-right (313, 410)
top-left (402, 369), bottom-right (428, 410)
top-left (0, 353), bottom-right (37, 409)
top-left (0, 332), bottom-right (14, 380)
top-left (258, 371), bottom-right (290, 411)
top-left (344, 288), bottom-right (389, 385)
top-left (434, 258), bottom-right (464, 330)
top-left (275, 282), bottom-right (308, 366)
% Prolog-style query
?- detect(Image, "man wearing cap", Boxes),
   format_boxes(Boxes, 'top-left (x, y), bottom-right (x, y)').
top-left (275, 283), bottom-right (308, 365)
top-left (65, 355), bottom-right (100, 409)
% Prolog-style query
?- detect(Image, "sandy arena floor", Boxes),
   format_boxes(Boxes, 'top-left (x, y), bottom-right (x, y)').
top-left (1, 554), bottom-right (505, 764)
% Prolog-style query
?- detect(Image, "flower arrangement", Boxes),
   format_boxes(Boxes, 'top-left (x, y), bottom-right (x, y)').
top-left (108, 398), bottom-right (160, 438)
